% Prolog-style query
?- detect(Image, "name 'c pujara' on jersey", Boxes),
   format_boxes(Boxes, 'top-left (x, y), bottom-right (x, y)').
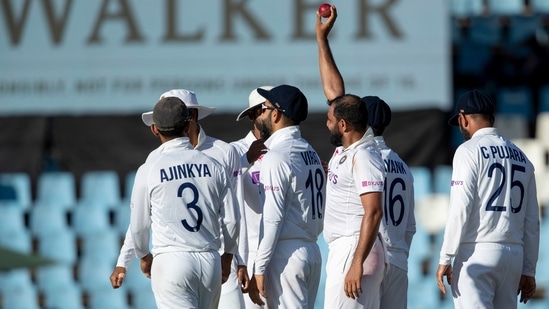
top-left (160, 163), bottom-right (212, 182)
top-left (480, 145), bottom-right (526, 163)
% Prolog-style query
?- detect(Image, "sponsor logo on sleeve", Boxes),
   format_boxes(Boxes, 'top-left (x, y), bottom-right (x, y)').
top-left (451, 180), bottom-right (464, 186)
top-left (361, 180), bottom-right (384, 187)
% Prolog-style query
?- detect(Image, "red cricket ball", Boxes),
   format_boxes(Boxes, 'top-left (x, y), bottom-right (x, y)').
top-left (318, 3), bottom-right (331, 18)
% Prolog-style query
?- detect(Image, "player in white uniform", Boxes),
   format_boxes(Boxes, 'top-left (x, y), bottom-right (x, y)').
top-left (323, 94), bottom-right (386, 309)
top-left (436, 90), bottom-right (540, 308)
top-left (247, 85), bottom-right (325, 309)
top-left (231, 86), bottom-right (273, 309)
top-left (129, 96), bottom-right (240, 308)
top-left (316, 8), bottom-right (414, 308)
top-left (111, 89), bottom-right (247, 308)
top-left (363, 96), bottom-right (416, 309)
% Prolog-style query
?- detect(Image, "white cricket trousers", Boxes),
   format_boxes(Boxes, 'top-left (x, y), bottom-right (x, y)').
top-left (219, 256), bottom-right (245, 309)
top-left (151, 251), bottom-right (221, 309)
top-left (451, 242), bottom-right (523, 309)
top-left (380, 264), bottom-right (408, 309)
top-left (264, 239), bottom-right (322, 309)
top-left (324, 235), bottom-right (386, 309)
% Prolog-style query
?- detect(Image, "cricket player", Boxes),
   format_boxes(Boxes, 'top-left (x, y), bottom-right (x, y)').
top-left (364, 96), bottom-right (416, 309)
top-left (111, 89), bottom-right (247, 308)
top-left (323, 94), bottom-right (386, 309)
top-left (247, 85), bottom-right (325, 309)
top-left (316, 7), bottom-right (414, 308)
top-left (231, 86), bottom-right (274, 309)
top-left (130, 96), bottom-right (240, 308)
top-left (436, 89), bottom-right (540, 309)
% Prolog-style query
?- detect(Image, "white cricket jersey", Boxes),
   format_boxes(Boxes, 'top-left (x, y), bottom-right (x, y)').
top-left (375, 136), bottom-right (416, 271)
top-left (439, 128), bottom-right (540, 276)
top-left (254, 126), bottom-right (325, 275)
top-left (195, 126), bottom-right (246, 264)
top-left (116, 127), bottom-right (244, 267)
top-left (324, 129), bottom-right (386, 244)
top-left (230, 131), bottom-right (263, 267)
top-left (130, 137), bottom-right (240, 259)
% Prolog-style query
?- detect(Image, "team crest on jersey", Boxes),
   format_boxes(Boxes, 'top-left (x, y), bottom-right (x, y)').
top-left (339, 155), bottom-right (347, 164)
top-left (251, 171), bottom-right (260, 184)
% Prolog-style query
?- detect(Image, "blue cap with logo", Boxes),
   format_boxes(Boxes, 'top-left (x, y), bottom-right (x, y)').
top-left (257, 84), bottom-right (308, 123)
top-left (448, 89), bottom-right (494, 126)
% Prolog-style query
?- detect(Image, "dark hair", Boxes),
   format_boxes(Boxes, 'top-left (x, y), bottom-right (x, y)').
top-left (157, 123), bottom-right (188, 138)
top-left (328, 94), bottom-right (368, 132)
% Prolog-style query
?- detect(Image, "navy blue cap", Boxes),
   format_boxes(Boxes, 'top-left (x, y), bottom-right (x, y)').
top-left (257, 85), bottom-right (308, 123)
top-left (448, 90), bottom-right (494, 126)
top-left (152, 97), bottom-right (190, 131)
top-left (362, 96), bottom-right (391, 129)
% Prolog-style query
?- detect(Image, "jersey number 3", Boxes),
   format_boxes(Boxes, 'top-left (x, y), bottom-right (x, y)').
top-left (178, 182), bottom-right (203, 232)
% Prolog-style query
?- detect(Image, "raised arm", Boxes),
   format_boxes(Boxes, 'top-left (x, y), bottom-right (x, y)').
top-left (315, 4), bottom-right (344, 101)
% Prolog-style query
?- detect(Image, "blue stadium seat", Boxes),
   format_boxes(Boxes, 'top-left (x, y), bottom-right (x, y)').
top-left (507, 15), bottom-right (542, 44)
top-left (35, 264), bottom-right (76, 295)
top-left (80, 170), bottom-right (122, 210)
top-left (314, 233), bottom-right (329, 309)
top-left (409, 166), bottom-right (433, 203)
top-left (450, 0), bottom-right (484, 17)
top-left (125, 170), bottom-right (136, 200)
top-left (0, 229), bottom-right (32, 254)
top-left (36, 171), bottom-right (77, 210)
top-left (29, 201), bottom-right (71, 238)
top-left (496, 86), bottom-right (534, 121)
top-left (0, 206), bottom-right (27, 237)
top-left (43, 284), bottom-right (85, 309)
top-left (455, 40), bottom-right (492, 75)
top-left (487, 0), bottom-right (524, 15)
top-left (80, 229), bottom-right (121, 264)
top-left (71, 200), bottom-right (112, 237)
top-left (433, 165), bottom-right (453, 195)
top-left (132, 287), bottom-right (157, 309)
top-left (0, 269), bottom-right (33, 294)
top-left (124, 257), bottom-right (152, 294)
top-left (535, 112), bottom-right (549, 152)
top-left (0, 284), bottom-right (40, 309)
top-left (87, 287), bottom-right (130, 309)
top-left (77, 255), bottom-right (117, 294)
top-left (0, 173), bottom-right (32, 210)
top-left (415, 194), bottom-right (450, 235)
top-left (532, 0), bottom-right (549, 13)
top-left (408, 224), bottom-right (431, 283)
top-left (469, 15), bottom-right (502, 45)
top-left (494, 114), bottom-right (529, 140)
top-left (113, 201), bottom-right (131, 238)
top-left (539, 85), bottom-right (549, 113)
top-left (37, 229), bottom-right (77, 265)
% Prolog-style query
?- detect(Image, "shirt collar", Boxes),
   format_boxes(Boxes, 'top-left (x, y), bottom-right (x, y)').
top-left (264, 125), bottom-right (301, 149)
top-left (343, 127), bottom-right (375, 151)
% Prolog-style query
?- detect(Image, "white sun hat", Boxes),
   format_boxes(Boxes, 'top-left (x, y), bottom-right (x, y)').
top-left (142, 89), bottom-right (216, 126)
top-left (235, 86), bottom-right (274, 121)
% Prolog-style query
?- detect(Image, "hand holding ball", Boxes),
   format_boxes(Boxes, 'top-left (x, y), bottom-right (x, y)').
top-left (318, 3), bottom-right (332, 18)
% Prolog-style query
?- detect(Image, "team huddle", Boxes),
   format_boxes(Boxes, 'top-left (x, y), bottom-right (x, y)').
top-left (108, 5), bottom-right (540, 309)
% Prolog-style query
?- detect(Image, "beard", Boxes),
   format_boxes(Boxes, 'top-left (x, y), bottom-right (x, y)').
top-left (329, 127), bottom-right (343, 147)
top-left (258, 118), bottom-right (272, 140)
